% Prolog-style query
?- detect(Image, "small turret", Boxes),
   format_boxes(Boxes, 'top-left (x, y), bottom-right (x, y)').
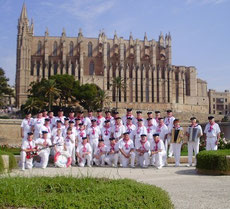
top-left (62, 28), bottom-right (66, 37)
top-left (159, 32), bottom-right (164, 47)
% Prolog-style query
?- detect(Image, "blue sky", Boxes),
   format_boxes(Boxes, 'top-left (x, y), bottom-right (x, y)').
top-left (0, 0), bottom-right (229, 91)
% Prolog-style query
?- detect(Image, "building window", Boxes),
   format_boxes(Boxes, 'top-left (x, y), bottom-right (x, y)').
top-left (213, 110), bottom-right (215, 114)
top-left (213, 104), bottom-right (215, 109)
top-left (88, 42), bottom-right (93, 57)
top-left (53, 41), bottom-right (58, 56)
top-left (225, 98), bottom-right (228, 102)
top-left (69, 41), bottom-right (74, 56)
top-left (107, 43), bottom-right (110, 57)
top-left (213, 98), bottom-right (215, 102)
top-left (37, 41), bottom-right (42, 55)
top-left (217, 98), bottom-right (224, 103)
top-left (225, 105), bottom-right (228, 109)
top-left (89, 61), bottom-right (94, 75)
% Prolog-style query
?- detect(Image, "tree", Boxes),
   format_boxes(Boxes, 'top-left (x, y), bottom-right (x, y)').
top-left (22, 97), bottom-right (45, 114)
top-left (50, 74), bottom-right (80, 106)
top-left (111, 77), bottom-right (126, 109)
top-left (94, 89), bottom-right (111, 109)
top-left (0, 68), bottom-right (14, 107)
top-left (39, 79), bottom-right (61, 111)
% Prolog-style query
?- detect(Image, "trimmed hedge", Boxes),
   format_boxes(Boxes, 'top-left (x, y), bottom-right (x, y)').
top-left (0, 150), bottom-right (18, 173)
top-left (0, 177), bottom-right (174, 209)
top-left (196, 149), bottom-right (230, 172)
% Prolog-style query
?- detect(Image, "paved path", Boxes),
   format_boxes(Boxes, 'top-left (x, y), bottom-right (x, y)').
top-left (4, 165), bottom-right (230, 209)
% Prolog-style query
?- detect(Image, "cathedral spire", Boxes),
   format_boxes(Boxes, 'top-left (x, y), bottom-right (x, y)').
top-left (20, 2), bottom-right (28, 21)
top-left (62, 27), bottom-right (66, 37)
top-left (45, 27), bottom-right (49, 36)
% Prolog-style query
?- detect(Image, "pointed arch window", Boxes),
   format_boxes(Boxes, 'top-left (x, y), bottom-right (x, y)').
top-left (88, 42), bottom-right (93, 57)
top-left (37, 41), bottom-right (42, 55)
top-left (107, 43), bottom-right (110, 57)
top-left (89, 61), bottom-right (94, 75)
top-left (53, 41), bottom-right (58, 56)
top-left (69, 41), bottom-right (74, 56)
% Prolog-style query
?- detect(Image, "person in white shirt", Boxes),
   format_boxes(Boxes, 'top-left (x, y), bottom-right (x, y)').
top-left (136, 134), bottom-right (151, 168)
top-left (133, 119), bottom-right (147, 146)
top-left (105, 137), bottom-right (119, 167)
top-left (101, 120), bottom-right (112, 146)
top-left (186, 117), bottom-right (203, 166)
top-left (154, 111), bottom-right (161, 125)
top-left (150, 133), bottom-right (166, 169)
top-left (51, 120), bottom-right (64, 142)
top-left (63, 128), bottom-right (75, 164)
top-left (111, 117), bottom-right (126, 142)
top-left (53, 129), bottom-right (64, 154)
top-left (105, 110), bottom-right (115, 126)
top-left (119, 132), bottom-right (135, 168)
top-left (42, 109), bottom-right (48, 119)
top-left (96, 109), bottom-right (105, 128)
top-left (76, 123), bottom-right (87, 145)
top-left (155, 118), bottom-right (168, 144)
top-left (32, 111), bottom-right (45, 140)
top-left (93, 138), bottom-right (107, 166)
top-left (146, 118), bottom-right (156, 142)
top-left (133, 111), bottom-right (146, 126)
top-left (74, 118), bottom-right (81, 131)
top-left (21, 112), bottom-right (33, 141)
top-left (164, 110), bottom-right (175, 158)
top-left (87, 119), bottom-right (101, 152)
top-left (39, 118), bottom-right (52, 139)
top-left (54, 108), bottom-right (66, 125)
top-left (76, 137), bottom-right (92, 167)
top-left (122, 108), bottom-right (135, 125)
top-left (63, 118), bottom-right (70, 130)
top-left (68, 109), bottom-right (76, 124)
top-left (124, 117), bottom-right (136, 140)
top-left (20, 132), bottom-right (36, 171)
top-left (145, 112), bottom-right (157, 127)
top-left (48, 111), bottom-right (56, 129)
top-left (204, 116), bottom-right (221, 151)
top-left (34, 131), bottom-right (52, 169)
top-left (84, 110), bottom-right (94, 129)
top-left (75, 110), bottom-right (86, 125)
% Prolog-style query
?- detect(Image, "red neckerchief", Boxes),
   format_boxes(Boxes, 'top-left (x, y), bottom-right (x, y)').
top-left (209, 122), bottom-right (215, 132)
top-left (155, 140), bottom-right (159, 151)
top-left (80, 129), bottom-right (85, 137)
top-left (105, 116), bottom-right (112, 120)
top-left (115, 124), bottom-right (120, 132)
top-left (147, 123), bottom-right (153, 133)
top-left (27, 118), bottom-right (31, 126)
top-left (126, 123), bottom-right (132, 133)
top-left (45, 125), bottom-right (51, 133)
top-left (127, 114), bottom-right (133, 118)
top-left (124, 139), bottom-right (130, 149)
top-left (91, 125), bottom-right (96, 135)
top-left (104, 126), bottom-right (109, 135)
top-left (66, 135), bottom-right (71, 142)
top-left (97, 116), bottom-right (103, 126)
top-left (98, 144), bottom-right (105, 153)
top-left (110, 143), bottom-right (115, 152)
top-left (156, 123), bottom-right (163, 133)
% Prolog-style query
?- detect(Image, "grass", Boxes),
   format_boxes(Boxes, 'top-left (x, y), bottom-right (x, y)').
top-left (0, 177), bottom-right (174, 209)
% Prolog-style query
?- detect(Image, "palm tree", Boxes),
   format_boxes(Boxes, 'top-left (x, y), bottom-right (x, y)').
top-left (111, 77), bottom-right (126, 109)
top-left (40, 79), bottom-right (61, 110)
top-left (23, 97), bottom-right (44, 114)
top-left (95, 89), bottom-right (111, 109)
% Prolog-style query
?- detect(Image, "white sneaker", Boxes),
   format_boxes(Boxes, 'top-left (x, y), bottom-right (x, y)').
top-left (157, 166), bottom-right (162, 169)
top-left (130, 165), bottom-right (135, 168)
top-left (187, 164), bottom-right (192, 167)
top-left (21, 167), bottom-right (25, 171)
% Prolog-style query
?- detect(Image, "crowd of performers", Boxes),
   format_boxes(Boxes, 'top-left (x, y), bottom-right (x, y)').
top-left (20, 108), bottom-right (221, 170)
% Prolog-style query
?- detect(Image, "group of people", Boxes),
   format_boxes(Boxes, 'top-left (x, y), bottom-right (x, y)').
top-left (20, 108), bottom-right (221, 170)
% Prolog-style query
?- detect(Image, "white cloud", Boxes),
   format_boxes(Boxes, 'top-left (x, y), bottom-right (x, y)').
top-left (59, 0), bottom-right (115, 20)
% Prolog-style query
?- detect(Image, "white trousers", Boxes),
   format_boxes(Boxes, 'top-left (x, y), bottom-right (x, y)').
top-left (71, 146), bottom-right (76, 165)
top-left (188, 141), bottom-right (199, 165)
top-left (105, 154), bottom-right (119, 166)
top-left (20, 151), bottom-right (33, 169)
top-left (78, 154), bottom-right (92, 167)
top-left (138, 152), bottom-right (150, 167)
top-left (151, 151), bottom-right (166, 168)
top-left (35, 149), bottom-right (50, 168)
top-left (172, 143), bottom-right (182, 166)
top-left (119, 152), bottom-right (135, 167)
top-left (93, 154), bottom-right (106, 166)
top-left (89, 139), bottom-right (99, 153)
top-left (206, 137), bottom-right (218, 151)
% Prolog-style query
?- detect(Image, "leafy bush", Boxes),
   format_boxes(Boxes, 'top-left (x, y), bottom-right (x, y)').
top-left (196, 149), bottom-right (230, 172)
top-left (0, 177), bottom-right (174, 209)
top-left (0, 150), bottom-right (18, 172)
top-left (0, 144), bottom-right (21, 155)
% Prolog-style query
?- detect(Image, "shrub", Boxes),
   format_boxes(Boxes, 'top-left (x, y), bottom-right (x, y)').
top-left (0, 150), bottom-right (18, 172)
top-left (0, 177), bottom-right (174, 209)
top-left (196, 149), bottom-right (230, 172)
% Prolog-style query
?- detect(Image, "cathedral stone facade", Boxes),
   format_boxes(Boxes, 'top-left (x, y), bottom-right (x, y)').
top-left (16, 4), bottom-right (209, 113)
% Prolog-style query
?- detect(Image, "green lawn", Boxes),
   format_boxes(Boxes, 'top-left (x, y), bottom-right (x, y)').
top-left (0, 177), bottom-right (174, 209)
